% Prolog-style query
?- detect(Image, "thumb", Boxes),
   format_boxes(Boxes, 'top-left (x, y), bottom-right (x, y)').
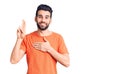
top-left (43, 37), bottom-right (48, 42)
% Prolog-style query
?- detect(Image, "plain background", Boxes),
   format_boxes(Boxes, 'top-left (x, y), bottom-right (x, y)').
top-left (0, 0), bottom-right (120, 74)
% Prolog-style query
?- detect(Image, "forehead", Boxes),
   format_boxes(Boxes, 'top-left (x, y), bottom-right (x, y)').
top-left (37, 10), bottom-right (50, 16)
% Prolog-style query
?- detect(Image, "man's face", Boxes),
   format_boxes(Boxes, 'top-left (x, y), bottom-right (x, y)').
top-left (35, 10), bottom-right (51, 30)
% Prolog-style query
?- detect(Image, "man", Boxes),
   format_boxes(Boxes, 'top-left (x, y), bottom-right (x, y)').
top-left (10, 4), bottom-right (70, 74)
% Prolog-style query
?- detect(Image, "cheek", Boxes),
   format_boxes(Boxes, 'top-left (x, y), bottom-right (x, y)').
top-left (47, 21), bottom-right (51, 25)
top-left (48, 20), bottom-right (51, 23)
top-left (36, 18), bottom-right (42, 22)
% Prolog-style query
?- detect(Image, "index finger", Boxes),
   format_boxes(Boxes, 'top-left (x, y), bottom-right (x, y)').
top-left (20, 19), bottom-right (26, 34)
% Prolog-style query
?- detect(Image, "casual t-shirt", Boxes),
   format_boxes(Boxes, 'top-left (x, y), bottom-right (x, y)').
top-left (20, 31), bottom-right (69, 74)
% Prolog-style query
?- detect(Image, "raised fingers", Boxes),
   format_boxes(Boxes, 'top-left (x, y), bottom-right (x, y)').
top-left (20, 19), bottom-right (26, 34)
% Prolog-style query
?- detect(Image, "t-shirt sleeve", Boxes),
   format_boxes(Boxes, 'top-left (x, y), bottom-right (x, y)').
top-left (58, 35), bottom-right (69, 54)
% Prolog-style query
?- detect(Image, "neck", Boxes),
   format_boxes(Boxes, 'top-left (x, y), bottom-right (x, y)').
top-left (38, 29), bottom-right (52, 36)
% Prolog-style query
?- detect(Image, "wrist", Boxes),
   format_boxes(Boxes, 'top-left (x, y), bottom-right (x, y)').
top-left (47, 48), bottom-right (54, 53)
top-left (17, 38), bottom-right (23, 42)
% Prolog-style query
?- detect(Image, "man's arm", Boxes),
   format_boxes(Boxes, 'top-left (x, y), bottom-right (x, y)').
top-left (47, 48), bottom-right (70, 67)
top-left (10, 39), bottom-right (25, 64)
top-left (10, 20), bottom-right (26, 64)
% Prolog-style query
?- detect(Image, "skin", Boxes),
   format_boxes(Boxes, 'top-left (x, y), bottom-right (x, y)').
top-left (10, 10), bottom-right (70, 67)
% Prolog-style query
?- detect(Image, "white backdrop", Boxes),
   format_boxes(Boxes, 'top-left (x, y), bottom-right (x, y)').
top-left (0, 0), bottom-right (120, 74)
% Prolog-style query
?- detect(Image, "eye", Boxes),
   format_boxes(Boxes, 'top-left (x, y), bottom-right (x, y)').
top-left (45, 15), bottom-right (50, 19)
top-left (37, 15), bottom-right (42, 18)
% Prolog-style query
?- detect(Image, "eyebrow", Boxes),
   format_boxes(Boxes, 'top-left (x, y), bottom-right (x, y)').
top-left (37, 14), bottom-right (50, 17)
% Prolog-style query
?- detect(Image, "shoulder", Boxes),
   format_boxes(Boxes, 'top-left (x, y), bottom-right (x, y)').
top-left (25, 31), bottom-right (37, 38)
top-left (52, 32), bottom-right (63, 38)
top-left (51, 32), bottom-right (65, 41)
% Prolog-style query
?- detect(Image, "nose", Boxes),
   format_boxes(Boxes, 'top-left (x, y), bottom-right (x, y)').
top-left (41, 17), bottom-right (46, 22)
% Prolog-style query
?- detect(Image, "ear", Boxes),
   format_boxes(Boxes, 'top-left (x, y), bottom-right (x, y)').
top-left (35, 17), bottom-right (37, 22)
top-left (50, 19), bottom-right (52, 24)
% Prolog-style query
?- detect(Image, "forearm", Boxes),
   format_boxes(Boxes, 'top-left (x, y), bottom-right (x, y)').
top-left (10, 39), bottom-right (23, 64)
top-left (47, 48), bottom-right (70, 67)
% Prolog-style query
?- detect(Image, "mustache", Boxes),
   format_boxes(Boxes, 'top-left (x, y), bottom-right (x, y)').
top-left (39, 22), bottom-right (46, 24)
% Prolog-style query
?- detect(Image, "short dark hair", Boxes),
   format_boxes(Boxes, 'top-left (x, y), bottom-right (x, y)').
top-left (36, 4), bottom-right (53, 18)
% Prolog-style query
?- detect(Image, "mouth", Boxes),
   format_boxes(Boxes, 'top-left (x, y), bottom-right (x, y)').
top-left (37, 22), bottom-right (49, 30)
top-left (40, 23), bottom-right (46, 25)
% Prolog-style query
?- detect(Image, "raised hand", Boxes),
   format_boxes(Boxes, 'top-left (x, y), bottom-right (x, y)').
top-left (17, 20), bottom-right (26, 39)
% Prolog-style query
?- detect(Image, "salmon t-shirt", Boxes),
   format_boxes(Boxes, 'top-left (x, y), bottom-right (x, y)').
top-left (20, 31), bottom-right (69, 74)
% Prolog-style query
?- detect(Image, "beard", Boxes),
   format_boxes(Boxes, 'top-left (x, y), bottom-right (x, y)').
top-left (37, 22), bottom-right (49, 30)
